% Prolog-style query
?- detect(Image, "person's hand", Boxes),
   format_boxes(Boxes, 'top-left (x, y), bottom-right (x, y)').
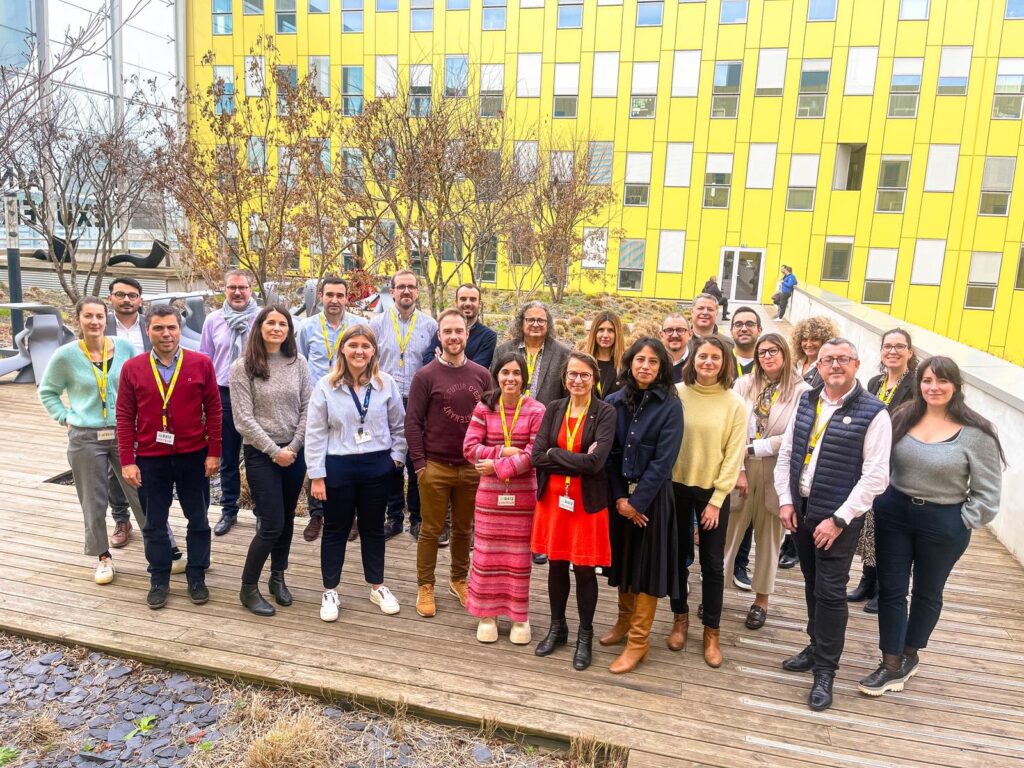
top-left (587, 443), bottom-right (598, 454)
top-left (475, 459), bottom-right (496, 476)
top-left (394, 459), bottom-right (403, 469)
top-left (735, 470), bottom-right (749, 499)
top-left (700, 503), bottom-right (721, 530)
top-left (813, 517), bottom-right (843, 550)
top-left (779, 504), bottom-right (798, 532)
top-left (415, 466), bottom-right (426, 479)
top-left (500, 446), bottom-right (523, 457)
top-left (616, 498), bottom-right (648, 527)
top-left (204, 456), bottom-right (220, 478)
top-left (311, 478), bottom-right (327, 501)
top-left (275, 448), bottom-right (296, 467)
top-left (122, 464), bottom-right (141, 488)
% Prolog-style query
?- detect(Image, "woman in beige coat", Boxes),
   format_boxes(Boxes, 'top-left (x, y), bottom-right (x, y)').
top-left (723, 333), bottom-right (810, 630)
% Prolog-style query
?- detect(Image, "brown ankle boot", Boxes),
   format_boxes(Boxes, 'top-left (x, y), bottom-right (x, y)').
top-left (703, 626), bottom-right (722, 668)
top-left (609, 593), bottom-right (657, 674)
top-left (667, 613), bottom-right (689, 651)
top-left (599, 591), bottom-right (636, 646)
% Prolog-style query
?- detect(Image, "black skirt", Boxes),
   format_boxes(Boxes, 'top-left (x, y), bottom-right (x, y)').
top-left (605, 480), bottom-right (681, 599)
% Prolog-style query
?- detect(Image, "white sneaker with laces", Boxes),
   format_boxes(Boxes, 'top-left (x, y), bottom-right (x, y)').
top-left (370, 585), bottom-right (401, 615)
top-left (95, 557), bottom-right (115, 585)
top-left (320, 589), bottom-right (340, 622)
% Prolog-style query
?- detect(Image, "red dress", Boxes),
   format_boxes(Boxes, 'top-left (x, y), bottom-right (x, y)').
top-left (530, 413), bottom-right (611, 567)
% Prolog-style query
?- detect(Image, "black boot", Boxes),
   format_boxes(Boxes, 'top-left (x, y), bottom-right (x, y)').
top-left (268, 571), bottom-right (293, 607)
top-left (239, 584), bottom-right (275, 617)
top-left (847, 565), bottom-right (877, 602)
top-left (864, 594), bottom-right (879, 614)
top-left (573, 628), bottom-right (594, 671)
top-left (534, 619), bottom-right (569, 657)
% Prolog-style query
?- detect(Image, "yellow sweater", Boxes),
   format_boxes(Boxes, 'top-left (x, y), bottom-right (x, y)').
top-left (672, 382), bottom-right (748, 507)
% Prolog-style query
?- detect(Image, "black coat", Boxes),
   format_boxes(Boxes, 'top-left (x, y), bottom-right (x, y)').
top-left (867, 370), bottom-right (915, 412)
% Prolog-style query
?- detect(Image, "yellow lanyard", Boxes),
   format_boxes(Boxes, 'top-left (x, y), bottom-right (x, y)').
top-left (563, 399), bottom-right (589, 493)
top-left (754, 388), bottom-right (780, 439)
top-left (149, 351), bottom-right (185, 431)
top-left (524, 347), bottom-right (541, 397)
top-left (499, 396), bottom-right (524, 448)
top-left (878, 372), bottom-right (901, 406)
top-left (391, 310), bottom-right (416, 368)
top-left (804, 398), bottom-right (829, 466)
top-left (80, 339), bottom-right (110, 420)
top-left (320, 313), bottom-right (347, 365)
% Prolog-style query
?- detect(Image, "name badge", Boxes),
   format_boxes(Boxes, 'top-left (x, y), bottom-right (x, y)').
top-left (96, 429), bottom-right (115, 442)
top-left (155, 430), bottom-right (176, 445)
top-left (558, 495), bottom-right (575, 512)
top-left (355, 428), bottom-right (373, 444)
top-left (497, 494), bottom-right (516, 507)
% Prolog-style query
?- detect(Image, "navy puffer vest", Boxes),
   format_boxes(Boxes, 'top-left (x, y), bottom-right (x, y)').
top-left (789, 381), bottom-right (885, 521)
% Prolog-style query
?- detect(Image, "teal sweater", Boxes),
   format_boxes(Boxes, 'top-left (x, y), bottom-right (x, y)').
top-left (39, 338), bottom-right (138, 428)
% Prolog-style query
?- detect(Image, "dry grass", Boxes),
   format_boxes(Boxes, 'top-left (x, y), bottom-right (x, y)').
top-left (569, 733), bottom-right (629, 768)
top-left (10, 712), bottom-right (65, 750)
top-left (246, 712), bottom-right (334, 768)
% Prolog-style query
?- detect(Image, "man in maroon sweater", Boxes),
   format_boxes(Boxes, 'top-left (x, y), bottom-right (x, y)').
top-left (117, 305), bottom-right (222, 610)
top-left (406, 309), bottom-right (491, 618)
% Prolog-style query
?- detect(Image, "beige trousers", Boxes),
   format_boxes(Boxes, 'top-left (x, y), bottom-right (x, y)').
top-left (723, 457), bottom-right (785, 596)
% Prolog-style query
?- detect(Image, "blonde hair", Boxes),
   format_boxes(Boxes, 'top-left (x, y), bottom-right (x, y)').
top-left (790, 316), bottom-right (839, 367)
top-left (581, 311), bottom-right (625, 370)
top-left (327, 324), bottom-right (384, 390)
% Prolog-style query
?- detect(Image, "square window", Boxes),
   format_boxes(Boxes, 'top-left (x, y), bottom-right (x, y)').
top-left (377, 0), bottom-right (397, 9)
top-left (553, 95), bottom-right (577, 117)
top-left (630, 96), bottom-right (655, 117)
top-left (558, 3), bottom-right (583, 27)
top-left (244, 0), bottom-right (264, 13)
top-left (448, 0), bottom-right (469, 7)
top-left (411, 0), bottom-right (433, 31)
top-left (900, 0), bottom-right (929, 20)
top-left (822, 239), bottom-right (853, 281)
top-left (787, 188), bottom-right (815, 210)
top-left (618, 270), bottom-right (643, 290)
top-left (1009, 0), bottom-right (1024, 18)
top-left (636, 0), bottom-right (663, 26)
top-left (863, 281), bottom-right (894, 304)
top-left (807, 0), bottom-right (836, 21)
top-left (720, 0), bottom-right (747, 23)
top-left (483, 6), bottom-right (506, 28)
top-left (624, 184), bottom-right (649, 205)
top-left (309, 0), bottom-right (329, 11)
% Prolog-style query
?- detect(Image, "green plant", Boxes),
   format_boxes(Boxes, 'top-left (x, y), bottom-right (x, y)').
top-left (0, 747), bottom-right (20, 766)
top-left (125, 715), bottom-right (158, 740)
top-left (197, 740), bottom-right (214, 753)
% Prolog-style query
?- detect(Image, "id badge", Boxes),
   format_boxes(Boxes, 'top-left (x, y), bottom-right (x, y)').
top-left (497, 494), bottom-right (516, 507)
top-left (96, 429), bottom-right (115, 442)
top-left (355, 428), bottom-right (373, 444)
top-left (558, 495), bottom-right (575, 512)
top-left (155, 430), bottom-right (176, 445)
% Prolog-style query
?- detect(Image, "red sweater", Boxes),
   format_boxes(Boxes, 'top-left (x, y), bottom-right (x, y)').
top-left (116, 349), bottom-right (223, 463)
top-left (405, 359), bottom-right (491, 471)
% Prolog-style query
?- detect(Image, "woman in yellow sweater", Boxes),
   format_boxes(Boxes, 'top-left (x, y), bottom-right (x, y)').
top-left (670, 335), bottom-right (747, 667)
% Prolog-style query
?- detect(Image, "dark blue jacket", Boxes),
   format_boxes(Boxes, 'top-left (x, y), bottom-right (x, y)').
top-left (781, 273), bottom-right (798, 294)
top-left (606, 387), bottom-right (684, 514)
top-left (422, 321), bottom-right (498, 369)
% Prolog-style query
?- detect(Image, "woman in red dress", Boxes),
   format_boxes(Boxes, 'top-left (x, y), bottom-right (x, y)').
top-left (530, 351), bottom-right (616, 670)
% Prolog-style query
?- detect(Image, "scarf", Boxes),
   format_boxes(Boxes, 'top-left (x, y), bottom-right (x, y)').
top-left (222, 297), bottom-right (259, 362)
top-left (753, 381), bottom-right (778, 438)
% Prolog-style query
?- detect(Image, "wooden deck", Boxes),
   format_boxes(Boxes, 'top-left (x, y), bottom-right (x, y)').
top-left (1, 382), bottom-right (1023, 768)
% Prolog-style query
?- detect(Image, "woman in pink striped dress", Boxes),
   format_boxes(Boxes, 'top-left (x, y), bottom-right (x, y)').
top-left (463, 351), bottom-right (546, 645)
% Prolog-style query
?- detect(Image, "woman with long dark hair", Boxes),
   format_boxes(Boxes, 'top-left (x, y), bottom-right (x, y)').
top-left (859, 356), bottom-right (1004, 697)
top-left (603, 338), bottom-right (683, 674)
top-left (849, 329), bottom-right (918, 613)
top-left (582, 311), bottom-right (625, 398)
top-left (230, 305), bottom-right (311, 616)
top-left (463, 351), bottom-right (546, 645)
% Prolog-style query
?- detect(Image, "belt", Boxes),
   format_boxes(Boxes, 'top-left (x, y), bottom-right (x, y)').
top-left (910, 497), bottom-right (927, 506)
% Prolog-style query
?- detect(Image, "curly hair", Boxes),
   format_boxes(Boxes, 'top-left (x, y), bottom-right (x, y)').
top-left (507, 301), bottom-right (557, 346)
top-left (790, 316), bottom-right (839, 367)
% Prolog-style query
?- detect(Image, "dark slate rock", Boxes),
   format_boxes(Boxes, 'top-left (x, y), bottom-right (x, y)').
top-left (54, 678), bottom-right (72, 694)
top-left (0, 650), bottom-right (13, 661)
top-left (346, 722), bottom-right (368, 732)
top-left (472, 744), bottom-right (493, 764)
top-left (22, 661), bottom-right (49, 676)
top-left (107, 720), bottom-right (135, 742)
top-left (39, 651), bottom-right (64, 665)
top-left (107, 666), bottom-right (132, 680)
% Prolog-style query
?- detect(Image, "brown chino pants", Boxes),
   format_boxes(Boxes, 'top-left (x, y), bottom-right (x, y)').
top-left (416, 460), bottom-right (480, 586)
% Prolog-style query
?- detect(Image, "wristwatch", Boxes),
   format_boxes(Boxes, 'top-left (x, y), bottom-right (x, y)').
top-left (747, 445), bottom-right (755, 456)
top-left (831, 514), bottom-right (848, 529)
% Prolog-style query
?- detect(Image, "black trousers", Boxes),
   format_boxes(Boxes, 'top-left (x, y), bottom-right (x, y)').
top-left (322, 451), bottom-right (392, 589)
top-left (794, 500), bottom-right (864, 673)
top-left (671, 483), bottom-right (731, 628)
top-left (137, 449), bottom-right (211, 588)
top-left (218, 387), bottom-right (242, 518)
top-left (240, 446), bottom-right (306, 585)
top-left (386, 396), bottom-right (420, 526)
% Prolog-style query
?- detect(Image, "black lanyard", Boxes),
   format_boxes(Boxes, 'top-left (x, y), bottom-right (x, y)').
top-left (348, 384), bottom-right (372, 431)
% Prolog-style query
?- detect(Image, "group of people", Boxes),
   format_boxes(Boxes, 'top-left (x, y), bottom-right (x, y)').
top-left (38, 269), bottom-right (1004, 713)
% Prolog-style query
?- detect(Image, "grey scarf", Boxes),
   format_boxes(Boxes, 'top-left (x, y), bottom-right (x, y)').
top-left (222, 297), bottom-right (259, 361)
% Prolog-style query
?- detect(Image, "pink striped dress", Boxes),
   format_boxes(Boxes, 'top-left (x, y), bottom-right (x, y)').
top-left (463, 396), bottom-right (546, 622)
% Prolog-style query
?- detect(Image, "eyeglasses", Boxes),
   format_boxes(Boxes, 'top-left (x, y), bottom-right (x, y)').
top-left (756, 347), bottom-right (781, 359)
top-left (566, 372), bottom-right (593, 381)
top-left (225, 286), bottom-right (251, 292)
top-left (818, 356), bottom-right (855, 367)
top-left (524, 318), bottom-right (548, 326)
top-left (112, 292), bottom-right (140, 300)
top-left (393, 284), bottom-right (417, 292)
top-left (661, 327), bottom-right (689, 336)
top-left (731, 321), bottom-right (759, 329)
top-left (881, 343), bottom-right (909, 352)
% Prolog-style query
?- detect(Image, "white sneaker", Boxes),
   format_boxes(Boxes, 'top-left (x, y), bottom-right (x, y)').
top-left (477, 617), bottom-right (499, 643)
top-left (509, 621), bottom-right (532, 645)
top-left (171, 552), bottom-right (186, 575)
top-left (370, 585), bottom-right (400, 615)
top-left (320, 589), bottom-right (340, 622)
top-left (95, 557), bottom-right (115, 585)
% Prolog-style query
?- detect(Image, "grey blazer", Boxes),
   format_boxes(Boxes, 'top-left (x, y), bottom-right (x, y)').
top-left (493, 338), bottom-right (570, 406)
top-left (105, 309), bottom-right (151, 352)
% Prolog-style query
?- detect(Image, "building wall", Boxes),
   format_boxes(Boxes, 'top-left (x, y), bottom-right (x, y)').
top-left (187, 0), bottom-right (1024, 363)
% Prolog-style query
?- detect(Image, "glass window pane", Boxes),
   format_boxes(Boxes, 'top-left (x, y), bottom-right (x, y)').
top-left (636, 1), bottom-right (662, 26)
top-left (808, 0), bottom-right (836, 20)
top-left (714, 62), bottom-right (742, 93)
top-left (720, 0), bottom-right (747, 23)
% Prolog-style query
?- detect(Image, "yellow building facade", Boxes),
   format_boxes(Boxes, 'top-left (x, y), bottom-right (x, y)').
top-left (189, 0), bottom-right (1024, 363)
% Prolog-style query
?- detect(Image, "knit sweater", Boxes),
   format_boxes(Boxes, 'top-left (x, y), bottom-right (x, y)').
top-left (405, 359), bottom-right (491, 470)
top-left (39, 338), bottom-right (137, 428)
top-left (671, 382), bottom-right (747, 507)
top-left (229, 352), bottom-right (312, 458)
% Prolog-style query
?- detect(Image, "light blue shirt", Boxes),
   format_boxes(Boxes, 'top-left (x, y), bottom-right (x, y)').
top-left (367, 309), bottom-right (437, 398)
top-left (297, 311), bottom-right (358, 383)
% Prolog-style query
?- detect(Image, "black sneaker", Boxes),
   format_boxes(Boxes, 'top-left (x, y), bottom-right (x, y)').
top-left (409, 521), bottom-right (422, 540)
top-left (438, 521), bottom-right (450, 548)
top-left (188, 582), bottom-right (210, 605)
top-left (147, 586), bottom-right (168, 610)
top-left (858, 661), bottom-right (909, 696)
top-left (783, 644), bottom-right (816, 672)
top-left (383, 518), bottom-right (403, 540)
top-left (531, 553), bottom-right (548, 565)
top-left (732, 568), bottom-right (752, 591)
top-left (213, 514), bottom-right (236, 537)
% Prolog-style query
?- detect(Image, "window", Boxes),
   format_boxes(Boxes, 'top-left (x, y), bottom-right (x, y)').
top-left (342, 0), bottom-right (363, 32)
top-left (521, 0), bottom-right (543, 7)
top-left (276, 0), bottom-right (296, 33)
top-left (703, 153), bottom-right (733, 208)
top-left (275, 65), bottom-right (297, 115)
top-left (938, 47), bottom-right (971, 95)
top-left (808, 0), bottom-right (836, 21)
top-left (309, 0), bottom-right (328, 11)
top-left (712, 61), bottom-right (742, 118)
top-left (588, 142), bottom-right (613, 184)
top-left (244, 0), bottom-right (263, 14)
top-left (477, 236), bottom-right (498, 283)
top-left (821, 238), bottom-right (853, 281)
top-left (657, 230), bottom-right (685, 273)
top-left (483, 0), bottom-right (506, 27)
top-left (965, 252), bottom-right (1001, 309)
top-left (410, 64), bottom-right (432, 116)
top-left (517, 53), bottom-right (541, 97)
top-left (247, 137), bottom-right (267, 174)
top-left (618, 239), bottom-right (645, 290)
top-left (582, 228), bottom-right (608, 269)
top-left (376, 56), bottom-right (397, 97)
top-left (375, 220), bottom-right (397, 261)
top-left (720, 0), bottom-right (747, 23)
top-left (480, 64), bottom-right (504, 116)
top-left (888, 58), bottom-right (922, 117)
top-left (637, 0), bottom-right (663, 26)
top-left (797, 59), bottom-right (830, 117)
top-left (342, 66), bottom-right (363, 115)
top-left (787, 154), bottom-right (819, 210)
top-left (994, 59), bottom-right (1024, 119)
top-left (875, 157), bottom-right (910, 213)
top-left (213, 0), bottom-right (232, 34)
top-left (630, 62), bottom-right (658, 117)
top-left (244, 56), bottom-right (265, 97)
top-left (923, 145), bottom-right (959, 192)
top-left (445, 56), bottom-right (468, 98)
top-left (213, 66), bottom-right (234, 115)
top-left (441, 229), bottom-right (462, 262)
top-left (745, 143), bottom-right (776, 189)
top-left (311, 137), bottom-right (331, 172)
top-left (624, 152), bottom-right (652, 205)
top-left (278, 146), bottom-right (297, 188)
top-left (664, 143), bottom-right (693, 187)
top-left (558, 0), bottom-right (583, 27)
top-left (845, 47), bottom-right (878, 95)
top-left (672, 51), bottom-right (700, 97)
top-left (1010, 0), bottom-right (1024, 19)
top-left (980, 157), bottom-right (1015, 215)
top-left (863, 248), bottom-right (898, 304)
top-left (341, 149), bottom-right (364, 193)
top-left (1015, 245), bottom-right (1024, 290)
top-left (834, 143), bottom-right (866, 190)
top-left (409, 231), bottom-right (429, 276)
top-left (411, 0), bottom-right (432, 31)
top-left (899, 0), bottom-right (928, 20)
top-left (553, 63), bottom-right (579, 117)
top-left (755, 48), bottom-right (786, 96)
top-left (514, 141), bottom-right (538, 181)
top-left (374, 140), bottom-right (398, 180)
top-left (550, 151), bottom-right (575, 183)
top-left (378, 0), bottom-right (397, 10)
top-left (594, 52), bottom-right (619, 97)
top-left (910, 239), bottom-right (945, 285)
top-left (308, 56), bottom-right (329, 98)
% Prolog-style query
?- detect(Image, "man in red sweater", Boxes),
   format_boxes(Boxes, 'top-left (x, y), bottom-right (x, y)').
top-left (117, 305), bottom-right (222, 610)
top-left (406, 309), bottom-right (491, 619)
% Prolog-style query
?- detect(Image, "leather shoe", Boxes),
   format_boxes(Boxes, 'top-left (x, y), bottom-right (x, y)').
top-left (240, 584), bottom-right (275, 617)
top-left (573, 628), bottom-right (593, 671)
top-left (213, 514), bottom-right (235, 536)
top-left (268, 571), bottom-right (293, 606)
top-left (783, 644), bottom-right (816, 672)
top-left (808, 671), bottom-right (834, 711)
top-left (303, 515), bottom-right (323, 542)
top-left (147, 586), bottom-right (168, 610)
top-left (535, 619), bottom-right (568, 656)
top-left (383, 518), bottom-right (403, 540)
top-left (532, 553), bottom-right (548, 565)
top-left (864, 594), bottom-right (879, 614)
top-left (188, 581), bottom-right (210, 605)
top-left (778, 552), bottom-right (799, 569)
top-left (110, 520), bottom-right (131, 548)
top-left (745, 604), bottom-right (767, 630)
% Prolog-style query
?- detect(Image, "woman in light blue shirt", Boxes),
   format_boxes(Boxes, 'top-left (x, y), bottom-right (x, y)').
top-left (305, 324), bottom-right (407, 622)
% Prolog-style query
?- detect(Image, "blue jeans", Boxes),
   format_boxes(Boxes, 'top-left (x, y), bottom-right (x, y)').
top-left (219, 386), bottom-right (242, 518)
top-left (734, 524), bottom-right (753, 573)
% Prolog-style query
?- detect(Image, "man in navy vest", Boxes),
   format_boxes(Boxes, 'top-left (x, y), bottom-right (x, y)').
top-left (774, 338), bottom-right (891, 712)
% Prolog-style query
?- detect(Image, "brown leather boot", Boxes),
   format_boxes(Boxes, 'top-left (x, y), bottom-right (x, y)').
top-left (599, 591), bottom-right (636, 646)
top-left (703, 626), bottom-right (723, 668)
top-left (609, 593), bottom-right (657, 674)
top-left (666, 612), bottom-right (689, 651)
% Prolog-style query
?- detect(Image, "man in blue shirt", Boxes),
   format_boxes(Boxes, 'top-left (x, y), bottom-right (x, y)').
top-left (421, 283), bottom-right (497, 369)
top-left (776, 265), bottom-right (798, 320)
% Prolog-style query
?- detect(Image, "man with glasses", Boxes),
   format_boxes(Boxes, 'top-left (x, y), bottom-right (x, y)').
top-left (369, 270), bottom-right (438, 540)
top-left (660, 313), bottom-right (692, 383)
top-left (493, 301), bottom-right (569, 406)
top-left (422, 283), bottom-right (497, 368)
top-left (774, 338), bottom-right (891, 712)
top-left (200, 270), bottom-right (260, 537)
top-left (729, 307), bottom-right (761, 376)
top-left (106, 278), bottom-right (149, 355)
